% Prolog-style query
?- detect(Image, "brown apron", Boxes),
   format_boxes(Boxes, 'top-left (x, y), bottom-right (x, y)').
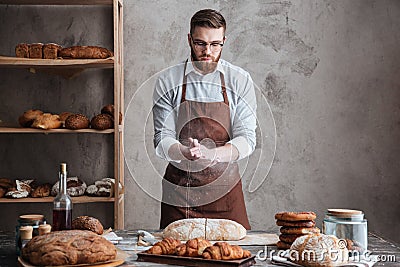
top-left (160, 61), bottom-right (251, 230)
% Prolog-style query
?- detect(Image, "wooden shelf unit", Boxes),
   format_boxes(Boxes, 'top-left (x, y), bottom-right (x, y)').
top-left (0, 0), bottom-right (124, 229)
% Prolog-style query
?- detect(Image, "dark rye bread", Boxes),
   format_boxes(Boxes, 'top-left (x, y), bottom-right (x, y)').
top-left (22, 230), bottom-right (116, 266)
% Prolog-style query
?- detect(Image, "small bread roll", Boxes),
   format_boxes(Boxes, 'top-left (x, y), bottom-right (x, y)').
top-left (65, 114), bottom-right (90, 130)
top-left (91, 114), bottom-right (113, 130)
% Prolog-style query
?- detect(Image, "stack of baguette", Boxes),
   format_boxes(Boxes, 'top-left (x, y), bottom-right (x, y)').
top-left (275, 211), bottom-right (320, 249)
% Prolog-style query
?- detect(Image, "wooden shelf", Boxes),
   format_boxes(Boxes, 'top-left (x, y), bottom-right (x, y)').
top-left (0, 0), bottom-right (125, 229)
top-left (0, 0), bottom-right (113, 5)
top-left (0, 56), bottom-right (114, 69)
top-left (0, 127), bottom-right (114, 134)
top-left (0, 196), bottom-right (115, 203)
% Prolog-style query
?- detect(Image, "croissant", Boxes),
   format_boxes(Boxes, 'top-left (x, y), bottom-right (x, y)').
top-left (176, 238), bottom-right (212, 257)
top-left (145, 237), bottom-right (181, 255)
top-left (202, 242), bottom-right (251, 260)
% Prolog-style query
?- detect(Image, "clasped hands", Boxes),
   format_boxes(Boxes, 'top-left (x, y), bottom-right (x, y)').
top-left (182, 137), bottom-right (220, 167)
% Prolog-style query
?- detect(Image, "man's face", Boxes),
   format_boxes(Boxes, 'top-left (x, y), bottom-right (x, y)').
top-left (189, 26), bottom-right (225, 73)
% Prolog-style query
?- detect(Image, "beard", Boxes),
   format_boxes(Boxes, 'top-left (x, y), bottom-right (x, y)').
top-left (190, 45), bottom-right (221, 74)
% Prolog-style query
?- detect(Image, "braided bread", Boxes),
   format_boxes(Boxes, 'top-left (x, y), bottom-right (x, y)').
top-left (202, 242), bottom-right (251, 260)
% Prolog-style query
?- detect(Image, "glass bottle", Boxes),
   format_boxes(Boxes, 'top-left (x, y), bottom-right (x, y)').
top-left (52, 163), bottom-right (72, 231)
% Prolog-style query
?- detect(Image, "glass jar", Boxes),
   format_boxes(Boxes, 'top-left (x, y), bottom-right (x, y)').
top-left (15, 214), bottom-right (45, 255)
top-left (323, 209), bottom-right (368, 253)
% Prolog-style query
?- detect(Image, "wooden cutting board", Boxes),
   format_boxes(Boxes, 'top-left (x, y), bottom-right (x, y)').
top-left (153, 231), bottom-right (279, 246)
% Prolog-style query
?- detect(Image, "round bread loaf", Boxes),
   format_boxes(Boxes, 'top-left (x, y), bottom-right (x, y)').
top-left (51, 177), bottom-right (87, 197)
top-left (72, 216), bottom-right (104, 235)
top-left (91, 113), bottom-right (114, 130)
top-left (22, 230), bottom-right (116, 266)
top-left (65, 114), bottom-right (90, 129)
top-left (31, 183), bottom-right (51, 198)
top-left (275, 211), bottom-right (316, 221)
top-left (290, 234), bottom-right (349, 267)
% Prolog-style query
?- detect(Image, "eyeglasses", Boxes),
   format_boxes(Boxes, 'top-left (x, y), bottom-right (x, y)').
top-left (190, 34), bottom-right (224, 53)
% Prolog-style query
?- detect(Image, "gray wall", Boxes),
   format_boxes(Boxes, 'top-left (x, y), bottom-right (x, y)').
top-left (0, 0), bottom-right (399, 245)
top-left (123, 0), bottom-right (400, 245)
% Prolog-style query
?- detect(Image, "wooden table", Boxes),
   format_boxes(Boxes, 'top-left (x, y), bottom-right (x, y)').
top-left (1, 230), bottom-right (399, 266)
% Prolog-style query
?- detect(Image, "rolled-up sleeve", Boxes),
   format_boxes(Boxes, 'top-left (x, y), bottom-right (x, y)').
top-left (152, 77), bottom-right (180, 161)
top-left (227, 73), bottom-right (257, 160)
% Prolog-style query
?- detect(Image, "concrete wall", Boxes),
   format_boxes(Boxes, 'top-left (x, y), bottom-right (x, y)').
top-left (123, 0), bottom-right (400, 245)
top-left (0, 0), bottom-right (399, 245)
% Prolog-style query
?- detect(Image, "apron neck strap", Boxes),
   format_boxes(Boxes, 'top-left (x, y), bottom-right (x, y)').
top-left (181, 60), bottom-right (229, 106)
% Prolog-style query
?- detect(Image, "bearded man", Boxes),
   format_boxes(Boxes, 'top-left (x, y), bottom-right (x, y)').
top-left (152, 9), bottom-right (257, 229)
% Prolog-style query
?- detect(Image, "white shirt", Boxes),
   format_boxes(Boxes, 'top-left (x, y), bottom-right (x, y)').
top-left (153, 58), bottom-right (257, 162)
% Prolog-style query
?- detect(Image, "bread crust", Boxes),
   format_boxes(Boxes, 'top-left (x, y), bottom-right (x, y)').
top-left (275, 211), bottom-right (316, 221)
top-left (21, 230), bottom-right (116, 266)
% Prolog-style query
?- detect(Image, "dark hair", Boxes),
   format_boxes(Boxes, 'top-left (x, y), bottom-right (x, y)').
top-left (190, 9), bottom-right (226, 34)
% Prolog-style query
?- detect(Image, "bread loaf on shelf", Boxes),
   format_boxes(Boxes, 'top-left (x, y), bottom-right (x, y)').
top-left (163, 218), bottom-right (247, 241)
top-left (43, 43), bottom-right (62, 59)
top-left (15, 43), bottom-right (29, 58)
top-left (28, 43), bottom-right (43, 59)
top-left (59, 46), bottom-right (113, 59)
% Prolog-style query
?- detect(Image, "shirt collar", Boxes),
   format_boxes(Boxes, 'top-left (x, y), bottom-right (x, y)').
top-left (185, 57), bottom-right (225, 76)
